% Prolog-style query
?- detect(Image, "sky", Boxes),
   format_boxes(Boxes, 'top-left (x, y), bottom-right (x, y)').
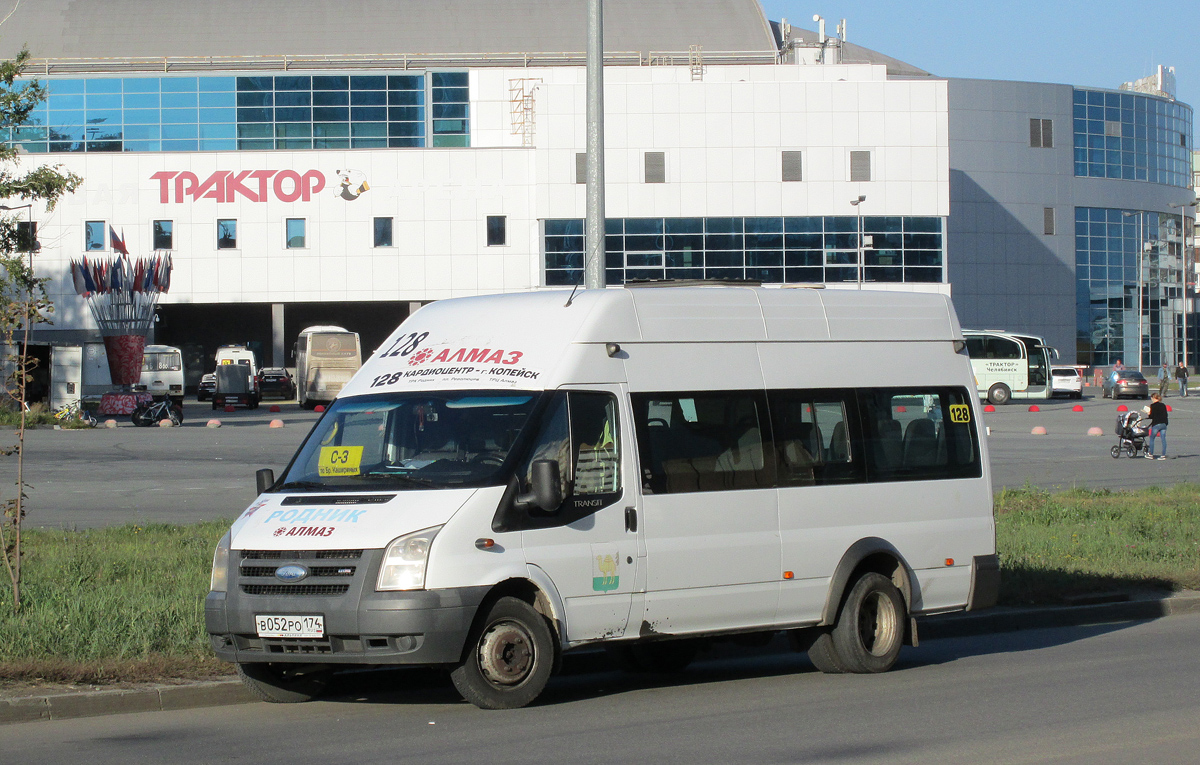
top-left (761, 1), bottom-right (1198, 116)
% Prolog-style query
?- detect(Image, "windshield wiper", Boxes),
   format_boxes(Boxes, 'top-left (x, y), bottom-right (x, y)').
top-left (275, 480), bottom-right (328, 491)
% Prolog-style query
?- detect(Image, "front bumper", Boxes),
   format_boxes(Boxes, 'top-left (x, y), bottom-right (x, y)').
top-left (206, 548), bottom-right (489, 666)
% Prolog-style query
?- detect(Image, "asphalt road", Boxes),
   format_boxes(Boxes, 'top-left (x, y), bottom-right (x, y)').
top-left (5, 390), bottom-right (1200, 529)
top-left (3, 614), bottom-right (1198, 763)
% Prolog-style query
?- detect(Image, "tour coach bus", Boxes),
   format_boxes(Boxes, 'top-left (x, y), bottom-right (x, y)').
top-left (962, 329), bottom-right (1057, 405)
top-left (206, 286), bottom-right (998, 709)
top-left (295, 325), bottom-right (362, 409)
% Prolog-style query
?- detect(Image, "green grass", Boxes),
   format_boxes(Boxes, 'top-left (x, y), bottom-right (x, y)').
top-left (0, 485), bottom-right (1198, 686)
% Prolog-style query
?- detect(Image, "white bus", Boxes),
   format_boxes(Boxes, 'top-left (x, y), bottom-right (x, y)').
top-left (295, 325), bottom-right (362, 409)
top-left (207, 287), bottom-right (998, 709)
top-left (136, 344), bottom-right (185, 402)
top-left (963, 330), bottom-right (1057, 405)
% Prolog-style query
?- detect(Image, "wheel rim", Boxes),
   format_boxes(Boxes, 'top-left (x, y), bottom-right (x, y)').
top-left (477, 619), bottom-right (536, 687)
top-left (857, 591), bottom-right (899, 657)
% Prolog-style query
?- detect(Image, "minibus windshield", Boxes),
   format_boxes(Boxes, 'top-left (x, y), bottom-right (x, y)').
top-left (277, 391), bottom-right (541, 491)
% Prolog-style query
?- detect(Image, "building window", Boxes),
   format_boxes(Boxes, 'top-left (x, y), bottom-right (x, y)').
top-left (374, 217), bottom-right (393, 247)
top-left (430, 71), bottom-right (470, 147)
top-left (286, 218), bottom-right (306, 248)
top-left (576, 152), bottom-right (587, 184)
top-left (849, 151), bottom-right (871, 182)
top-left (153, 220), bottom-right (173, 250)
top-left (644, 152), bottom-right (666, 183)
top-left (1043, 207), bottom-right (1055, 235)
top-left (15, 220), bottom-right (37, 252)
top-left (782, 151), bottom-right (803, 182)
top-left (1029, 118), bottom-right (1053, 148)
top-left (84, 220), bottom-right (106, 251)
top-left (217, 219), bottom-right (237, 249)
top-left (1073, 89), bottom-right (1194, 186)
top-left (486, 215), bottom-right (506, 246)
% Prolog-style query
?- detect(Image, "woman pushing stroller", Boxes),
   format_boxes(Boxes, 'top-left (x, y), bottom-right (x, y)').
top-left (1145, 393), bottom-right (1169, 460)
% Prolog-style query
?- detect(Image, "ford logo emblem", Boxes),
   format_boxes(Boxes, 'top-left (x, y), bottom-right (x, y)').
top-left (275, 564), bottom-right (309, 583)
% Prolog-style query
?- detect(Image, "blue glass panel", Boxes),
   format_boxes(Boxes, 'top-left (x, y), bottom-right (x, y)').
top-left (389, 106), bottom-right (423, 122)
top-left (350, 122), bottom-right (386, 137)
top-left (237, 107), bottom-right (272, 122)
top-left (86, 93), bottom-right (122, 109)
top-left (665, 218), bottom-right (703, 233)
top-left (905, 267), bottom-right (942, 283)
top-left (86, 139), bottom-right (122, 152)
top-left (351, 137), bottom-right (387, 148)
top-left (123, 77), bottom-right (160, 92)
top-left (315, 138), bottom-right (351, 148)
top-left (162, 91), bottom-right (198, 108)
top-left (237, 92), bottom-right (273, 107)
top-left (237, 138), bottom-right (273, 150)
top-left (312, 75), bottom-right (349, 90)
top-left (277, 138), bottom-right (313, 149)
top-left (124, 92), bottom-right (159, 109)
top-left (49, 141), bottom-right (80, 152)
top-left (47, 80), bottom-right (85, 95)
top-left (387, 137), bottom-right (422, 148)
top-left (1086, 105), bottom-right (1102, 120)
top-left (85, 109), bottom-right (123, 126)
top-left (49, 109), bottom-right (85, 125)
top-left (431, 103), bottom-right (467, 120)
top-left (432, 72), bottom-right (468, 87)
top-left (122, 124), bottom-right (159, 139)
top-left (275, 76), bottom-right (311, 91)
top-left (313, 123), bottom-right (350, 137)
top-left (545, 219), bottom-right (583, 236)
top-left (745, 217), bottom-right (783, 233)
top-left (387, 122), bottom-right (424, 136)
top-left (275, 107), bottom-right (312, 122)
top-left (275, 123), bottom-right (312, 137)
top-left (161, 78), bottom-right (198, 92)
top-left (198, 138), bottom-right (235, 150)
top-left (313, 107), bottom-right (350, 122)
top-left (432, 87), bottom-right (469, 102)
top-left (49, 94), bottom-right (85, 110)
top-left (351, 106), bottom-right (386, 121)
top-left (198, 123), bottom-right (235, 139)
top-left (350, 90), bottom-right (387, 105)
top-left (1073, 104), bottom-right (1086, 119)
top-left (13, 126), bottom-right (46, 140)
top-left (275, 91), bottom-right (311, 106)
top-left (784, 217), bottom-right (822, 233)
top-left (313, 90), bottom-right (349, 106)
top-left (785, 233), bottom-right (823, 249)
top-left (199, 91), bottom-right (236, 108)
top-left (236, 77), bottom-right (273, 92)
top-left (905, 217), bottom-right (941, 233)
top-left (123, 109), bottom-right (158, 124)
top-left (162, 124), bottom-right (198, 139)
top-left (825, 233), bottom-right (858, 249)
top-left (199, 77), bottom-right (236, 92)
top-left (122, 140), bottom-right (159, 152)
top-left (746, 233), bottom-right (783, 249)
top-left (237, 124), bottom-right (272, 138)
top-left (388, 75), bottom-right (423, 89)
top-left (388, 89), bottom-right (424, 105)
top-left (161, 108), bottom-right (198, 124)
top-left (350, 75), bottom-right (387, 90)
top-left (199, 107), bottom-right (235, 123)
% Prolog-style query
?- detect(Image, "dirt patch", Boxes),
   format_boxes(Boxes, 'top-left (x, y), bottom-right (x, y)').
top-left (0, 655), bottom-right (234, 699)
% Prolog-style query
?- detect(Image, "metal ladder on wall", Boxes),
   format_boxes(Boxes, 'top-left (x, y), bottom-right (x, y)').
top-left (508, 78), bottom-right (541, 147)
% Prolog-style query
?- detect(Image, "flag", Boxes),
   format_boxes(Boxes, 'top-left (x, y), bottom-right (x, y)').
top-left (110, 226), bottom-right (129, 256)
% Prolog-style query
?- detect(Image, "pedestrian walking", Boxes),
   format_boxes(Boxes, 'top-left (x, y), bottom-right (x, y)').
top-left (1145, 392), bottom-right (1169, 460)
top-left (1175, 362), bottom-right (1189, 397)
top-left (1157, 363), bottom-right (1170, 397)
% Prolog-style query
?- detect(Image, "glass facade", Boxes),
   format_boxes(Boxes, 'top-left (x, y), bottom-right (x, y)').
top-left (1076, 207), bottom-right (1186, 368)
top-left (6, 72), bottom-right (469, 153)
top-left (544, 216), bottom-right (945, 286)
top-left (1073, 89), bottom-right (1193, 186)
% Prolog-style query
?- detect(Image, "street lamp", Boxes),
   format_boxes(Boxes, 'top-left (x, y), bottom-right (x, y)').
top-left (1168, 197), bottom-right (1196, 368)
top-left (850, 195), bottom-right (866, 289)
top-left (1122, 210), bottom-right (1146, 371)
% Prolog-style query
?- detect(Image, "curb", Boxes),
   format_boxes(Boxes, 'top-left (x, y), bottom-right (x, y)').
top-left (4, 592), bottom-right (1199, 725)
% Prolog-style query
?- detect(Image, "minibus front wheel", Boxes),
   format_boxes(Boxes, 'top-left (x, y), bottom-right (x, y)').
top-left (831, 572), bottom-right (906, 674)
top-left (451, 596), bottom-right (555, 710)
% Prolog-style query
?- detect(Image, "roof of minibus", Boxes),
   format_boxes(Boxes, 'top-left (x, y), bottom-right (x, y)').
top-left (340, 287), bottom-right (962, 397)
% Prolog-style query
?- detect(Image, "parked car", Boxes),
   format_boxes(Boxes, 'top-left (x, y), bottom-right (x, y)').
top-left (197, 373), bottom-right (216, 401)
top-left (1050, 366), bottom-right (1084, 399)
top-left (258, 368), bottom-right (296, 400)
top-left (1102, 369), bottom-right (1149, 399)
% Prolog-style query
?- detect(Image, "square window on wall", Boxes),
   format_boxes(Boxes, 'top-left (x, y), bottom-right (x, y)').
top-left (487, 215), bottom-right (506, 246)
top-left (153, 220), bottom-right (173, 250)
top-left (286, 218), bottom-right (306, 248)
top-left (374, 217), bottom-right (393, 247)
top-left (84, 220), bottom-right (106, 251)
top-left (217, 219), bottom-right (237, 250)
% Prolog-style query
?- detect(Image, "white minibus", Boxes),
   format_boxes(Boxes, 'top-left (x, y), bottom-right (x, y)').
top-left (136, 344), bottom-right (185, 402)
top-left (963, 330), bottom-right (1057, 405)
top-left (207, 286), bottom-right (998, 709)
top-left (295, 325), bottom-right (362, 409)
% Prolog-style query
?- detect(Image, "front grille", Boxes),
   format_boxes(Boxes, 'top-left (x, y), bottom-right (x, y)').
top-left (241, 584), bottom-right (350, 596)
top-left (280, 494), bottom-right (395, 506)
top-left (239, 566), bottom-right (356, 578)
top-left (242, 549), bottom-right (363, 560)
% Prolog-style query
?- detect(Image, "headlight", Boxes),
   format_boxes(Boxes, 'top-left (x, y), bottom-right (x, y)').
top-left (210, 531), bottom-right (231, 593)
top-left (377, 526), bottom-right (442, 591)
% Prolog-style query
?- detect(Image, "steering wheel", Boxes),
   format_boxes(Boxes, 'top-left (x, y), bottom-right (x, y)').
top-left (471, 453), bottom-right (505, 466)
top-left (647, 418), bottom-right (669, 427)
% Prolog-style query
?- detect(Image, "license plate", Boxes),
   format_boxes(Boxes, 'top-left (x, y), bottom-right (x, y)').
top-left (255, 614), bottom-right (324, 638)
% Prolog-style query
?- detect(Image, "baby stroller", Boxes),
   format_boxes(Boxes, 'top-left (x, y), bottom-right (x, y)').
top-left (1111, 410), bottom-right (1149, 458)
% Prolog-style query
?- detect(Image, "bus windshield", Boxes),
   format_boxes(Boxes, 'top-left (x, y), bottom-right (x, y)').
top-left (142, 352), bottom-right (182, 372)
top-left (308, 333), bottom-right (358, 359)
top-left (278, 390), bottom-right (541, 491)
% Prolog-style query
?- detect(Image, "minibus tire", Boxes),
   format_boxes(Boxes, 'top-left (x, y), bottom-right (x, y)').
top-left (805, 631), bottom-right (850, 674)
top-left (831, 573), bottom-right (906, 674)
top-left (235, 662), bottom-right (329, 703)
top-left (451, 596), bottom-right (555, 710)
top-left (987, 383), bottom-right (1011, 406)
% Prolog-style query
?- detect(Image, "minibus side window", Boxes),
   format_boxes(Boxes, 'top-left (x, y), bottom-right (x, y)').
top-left (858, 387), bottom-right (982, 483)
top-left (632, 391), bottom-right (772, 494)
top-left (768, 390), bottom-right (864, 486)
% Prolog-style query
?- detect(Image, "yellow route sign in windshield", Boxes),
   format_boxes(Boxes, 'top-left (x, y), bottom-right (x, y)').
top-left (319, 445), bottom-right (364, 476)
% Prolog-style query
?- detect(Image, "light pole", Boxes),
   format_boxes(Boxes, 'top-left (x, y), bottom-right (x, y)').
top-left (1122, 211), bottom-right (1145, 371)
top-left (1168, 198), bottom-right (1196, 368)
top-left (850, 195), bottom-right (866, 289)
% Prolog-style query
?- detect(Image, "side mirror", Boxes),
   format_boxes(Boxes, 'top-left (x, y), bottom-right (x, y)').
top-left (256, 468), bottom-right (275, 495)
top-left (517, 459), bottom-right (562, 514)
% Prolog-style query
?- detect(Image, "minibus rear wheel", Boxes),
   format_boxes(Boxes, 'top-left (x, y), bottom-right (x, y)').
top-left (235, 662), bottom-right (329, 703)
top-left (831, 572), bottom-right (906, 674)
top-left (451, 596), bottom-right (555, 710)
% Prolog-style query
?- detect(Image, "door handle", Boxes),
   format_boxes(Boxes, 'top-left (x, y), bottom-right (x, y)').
top-left (624, 506), bottom-right (638, 533)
